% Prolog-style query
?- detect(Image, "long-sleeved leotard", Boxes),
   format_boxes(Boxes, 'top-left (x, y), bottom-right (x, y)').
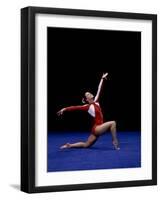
top-left (65, 102), bottom-right (104, 135)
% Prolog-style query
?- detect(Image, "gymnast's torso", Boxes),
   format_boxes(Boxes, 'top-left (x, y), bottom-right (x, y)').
top-left (87, 102), bottom-right (104, 126)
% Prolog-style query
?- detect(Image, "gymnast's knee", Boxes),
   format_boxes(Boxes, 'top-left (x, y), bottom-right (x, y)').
top-left (84, 142), bottom-right (92, 148)
top-left (111, 121), bottom-right (116, 127)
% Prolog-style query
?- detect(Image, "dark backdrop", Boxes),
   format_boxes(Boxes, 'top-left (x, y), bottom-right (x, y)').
top-left (47, 27), bottom-right (141, 132)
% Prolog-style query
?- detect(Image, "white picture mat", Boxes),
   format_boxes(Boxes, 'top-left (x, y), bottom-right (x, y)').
top-left (35, 14), bottom-right (152, 187)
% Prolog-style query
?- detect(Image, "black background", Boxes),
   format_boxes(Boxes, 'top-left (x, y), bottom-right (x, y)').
top-left (48, 27), bottom-right (141, 132)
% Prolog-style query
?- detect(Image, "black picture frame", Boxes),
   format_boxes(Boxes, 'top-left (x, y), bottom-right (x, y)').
top-left (21, 6), bottom-right (157, 193)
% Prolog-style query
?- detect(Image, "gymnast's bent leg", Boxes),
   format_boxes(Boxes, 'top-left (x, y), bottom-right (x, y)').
top-left (95, 121), bottom-right (120, 150)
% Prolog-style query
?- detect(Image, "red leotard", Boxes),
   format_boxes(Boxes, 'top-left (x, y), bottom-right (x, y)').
top-left (65, 102), bottom-right (103, 135)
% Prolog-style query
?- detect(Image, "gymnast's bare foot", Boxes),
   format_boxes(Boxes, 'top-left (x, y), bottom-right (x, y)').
top-left (60, 143), bottom-right (71, 149)
top-left (112, 141), bottom-right (120, 150)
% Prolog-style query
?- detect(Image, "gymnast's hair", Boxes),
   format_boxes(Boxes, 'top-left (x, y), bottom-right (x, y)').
top-left (82, 97), bottom-right (86, 104)
top-left (82, 93), bottom-right (89, 104)
top-left (82, 93), bottom-right (88, 104)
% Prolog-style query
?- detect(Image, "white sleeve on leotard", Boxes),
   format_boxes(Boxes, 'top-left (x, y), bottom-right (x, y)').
top-left (88, 104), bottom-right (95, 117)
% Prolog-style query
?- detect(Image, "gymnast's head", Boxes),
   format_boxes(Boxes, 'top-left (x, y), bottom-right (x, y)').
top-left (82, 92), bottom-right (94, 104)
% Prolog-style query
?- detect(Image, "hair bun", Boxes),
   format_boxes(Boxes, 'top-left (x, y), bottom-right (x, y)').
top-left (82, 98), bottom-right (86, 104)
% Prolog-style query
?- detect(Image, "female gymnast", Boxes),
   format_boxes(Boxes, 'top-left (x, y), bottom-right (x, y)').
top-left (57, 73), bottom-right (120, 150)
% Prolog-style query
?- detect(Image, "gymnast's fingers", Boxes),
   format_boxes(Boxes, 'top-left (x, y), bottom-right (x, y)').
top-left (57, 110), bottom-right (62, 116)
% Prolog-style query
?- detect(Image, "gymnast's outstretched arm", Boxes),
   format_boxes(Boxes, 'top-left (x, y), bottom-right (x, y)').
top-left (57, 105), bottom-right (89, 116)
top-left (94, 73), bottom-right (108, 102)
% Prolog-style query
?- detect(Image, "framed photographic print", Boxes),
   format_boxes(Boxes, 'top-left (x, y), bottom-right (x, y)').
top-left (21, 6), bottom-right (157, 193)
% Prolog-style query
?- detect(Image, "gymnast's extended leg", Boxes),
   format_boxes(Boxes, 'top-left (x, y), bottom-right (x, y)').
top-left (60, 134), bottom-right (97, 149)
